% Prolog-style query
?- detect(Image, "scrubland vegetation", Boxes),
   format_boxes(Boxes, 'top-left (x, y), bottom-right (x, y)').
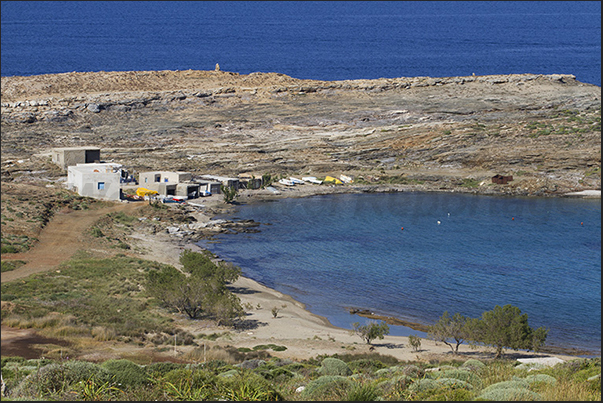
top-left (1, 353), bottom-right (600, 400)
top-left (1, 250), bottom-right (601, 401)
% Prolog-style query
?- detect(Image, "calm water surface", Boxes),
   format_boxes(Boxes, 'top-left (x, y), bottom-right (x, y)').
top-left (1, 1), bottom-right (600, 86)
top-left (199, 192), bottom-right (601, 356)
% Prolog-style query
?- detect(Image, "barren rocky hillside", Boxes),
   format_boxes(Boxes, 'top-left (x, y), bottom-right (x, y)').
top-left (1, 69), bottom-right (600, 195)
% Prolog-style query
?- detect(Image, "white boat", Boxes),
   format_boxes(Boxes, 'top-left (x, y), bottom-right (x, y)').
top-left (266, 186), bottom-right (281, 194)
top-left (278, 178), bottom-right (295, 186)
top-left (302, 176), bottom-right (323, 184)
top-left (340, 174), bottom-right (354, 183)
top-left (289, 177), bottom-right (305, 184)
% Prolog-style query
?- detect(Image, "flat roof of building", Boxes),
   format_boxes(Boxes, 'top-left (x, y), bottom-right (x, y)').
top-left (52, 147), bottom-right (101, 151)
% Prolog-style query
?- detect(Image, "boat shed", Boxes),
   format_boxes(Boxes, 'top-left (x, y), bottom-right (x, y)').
top-left (199, 175), bottom-right (240, 190)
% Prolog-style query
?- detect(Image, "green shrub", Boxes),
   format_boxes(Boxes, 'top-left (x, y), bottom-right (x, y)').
top-left (100, 359), bottom-right (148, 388)
top-left (1, 260), bottom-right (26, 272)
top-left (218, 369), bottom-right (241, 378)
top-left (524, 373), bottom-right (557, 386)
top-left (1, 245), bottom-right (19, 253)
top-left (146, 362), bottom-right (184, 377)
top-left (461, 358), bottom-right (486, 372)
top-left (345, 382), bottom-right (381, 401)
top-left (347, 358), bottom-right (388, 373)
top-left (300, 375), bottom-right (354, 400)
top-left (419, 388), bottom-right (475, 401)
top-left (401, 364), bottom-right (425, 379)
top-left (203, 359), bottom-right (229, 371)
top-left (281, 362), bottom-right (315, 377)
top-left (477, 387), bottom-right (541, 401)
top-left (480, 379), bottom-right (530, 393)
top-left (377, 374), bottom-right (413, 394)
top-left (428, 368), bottom-right (483, 389)
top-left (434, 377), bottom-right (473, 390)
top-left (1, 356), bottom-right (27, 367)
top-left (162, 368), bottom-right (194, 385)
top-left (407, 378), bottom-right (440, 393)
top-left (10, 361), bottom-right (111, 399)
top-left (217, 372), bottom-right (282, 401)
top-left (264, 367), bottom-right (295, 382)
top-left (318, 357), bottom-right (352, 376)
top-left (237, 359), bottom-right (267, 370)
top-left (162, 368), bottom-right (218, 393)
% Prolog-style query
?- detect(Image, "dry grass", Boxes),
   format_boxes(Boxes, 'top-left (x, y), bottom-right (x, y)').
top-left (91, 326), bottom-right (117, 341)
top-left (538, 377), bottom-right (601, 401)
top-left (183, 345), bottom-right (238, 364)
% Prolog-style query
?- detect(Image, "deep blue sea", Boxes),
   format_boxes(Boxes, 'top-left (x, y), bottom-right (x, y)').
top-left (1, 1), bottom-right (601, 86)
top-left (201, 192), bottom-right (601, 356)
top-left (2, 1), bottom-right (601, 355)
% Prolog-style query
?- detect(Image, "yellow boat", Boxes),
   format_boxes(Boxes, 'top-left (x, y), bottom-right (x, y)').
top-left (324, 176), bottom-right (343, 185)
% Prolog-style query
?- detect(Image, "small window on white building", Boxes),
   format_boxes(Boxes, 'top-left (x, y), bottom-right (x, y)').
top-left (98, 182), bottom-right (105, 190)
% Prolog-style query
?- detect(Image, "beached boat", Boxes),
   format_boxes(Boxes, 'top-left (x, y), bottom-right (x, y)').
top-left (340, 174), bottom-right (354, 183)
top-left (324, 176), bottom-right (343, 185)
top-left (278, 178), bottom-right (295, 186)
top-left (302, 176), bottom-right (323, 184)
top-left (161, 195), bottom-right (187, 204)
top-left (289, 177), bottom-right (305, 185)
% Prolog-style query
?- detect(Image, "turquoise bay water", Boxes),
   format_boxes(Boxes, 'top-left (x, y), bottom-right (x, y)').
top-left (199, 192), bottom-right (601, 355)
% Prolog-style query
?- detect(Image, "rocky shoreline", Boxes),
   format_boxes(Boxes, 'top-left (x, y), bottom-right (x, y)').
top-left (143, 181), bottom-right (600, 358)
top-left (150, 182), bottom-right (600, 245)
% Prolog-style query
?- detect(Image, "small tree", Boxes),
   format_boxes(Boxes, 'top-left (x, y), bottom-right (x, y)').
top-left (146, 251), bottom-right (244, 323)
top-left (408, 335), bottom-right (422, 352)
top-left (427, 311), bottom-right (469, 354)
top-left (351, 321), bottom-right (390, 345)
top-left (221, 184), bottom-right (238, 203)
top-left (466, 304), bottom-right (548, 359)
top-left (261, 173), bottom-right (273, 188)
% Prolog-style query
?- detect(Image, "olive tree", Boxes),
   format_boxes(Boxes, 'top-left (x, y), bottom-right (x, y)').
top-left (146, 250), bottom-right (244, 324)
top-left (351, 320), bottom-right (390, 345)
top-left (466, 304), bottom-right (548, 359)
top-left (427, 311), bottom-right (469, 354)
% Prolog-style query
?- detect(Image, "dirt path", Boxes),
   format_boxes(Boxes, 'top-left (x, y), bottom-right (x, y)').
top-left (1, 201), bottom-right (142, 283)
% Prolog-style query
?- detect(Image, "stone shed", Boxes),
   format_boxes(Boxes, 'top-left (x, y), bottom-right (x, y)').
top-left (52, 147), bottom-right (101, 170)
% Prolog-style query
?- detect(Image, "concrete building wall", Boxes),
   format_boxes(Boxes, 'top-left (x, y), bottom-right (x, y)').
top-left (143, 182), bottom-right (177, 196)
top-left (195, 181), bottom-right (222, 194)
top-left (176, 183), bottom-right (201, 197)
top-left (67, 163), bottom-right (122, 201)
top-left (199, 175), bottom-right (240, 190)
top-left (139, 171), bottom-right (192, 185)
top-left (52, 147), bottom-right (101, 169)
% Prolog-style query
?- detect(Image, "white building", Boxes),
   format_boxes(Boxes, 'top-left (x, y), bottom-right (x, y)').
top-left (138, 171), bottom-right (192, 185)
top-left (67, 163), bottom-right (123, 201)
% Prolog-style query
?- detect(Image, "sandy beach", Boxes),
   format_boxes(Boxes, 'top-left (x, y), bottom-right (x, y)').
top-left (125, 185), bottom-right (590, 364)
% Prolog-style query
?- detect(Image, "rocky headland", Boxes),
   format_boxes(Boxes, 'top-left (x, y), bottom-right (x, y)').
top-left (1, 69), bottom-right (600, 196)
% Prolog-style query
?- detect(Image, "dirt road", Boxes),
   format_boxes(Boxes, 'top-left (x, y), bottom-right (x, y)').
top-left (1, 201), bottom-right (142, 283)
